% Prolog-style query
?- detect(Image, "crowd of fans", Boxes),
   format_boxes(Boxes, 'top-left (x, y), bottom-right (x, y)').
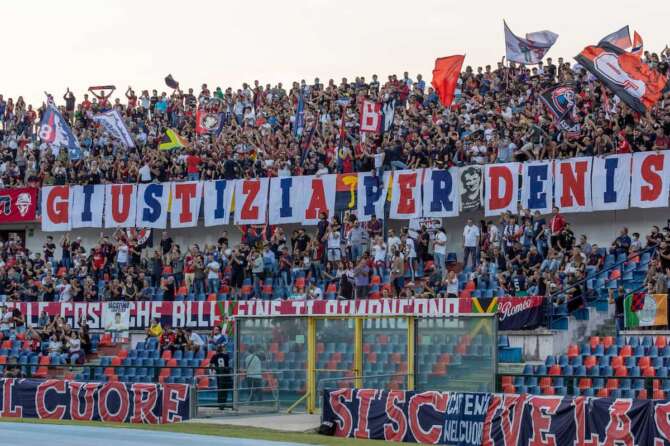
top-left (0, 204), bottom-right (667, 305)
top-left (0, 50), bottom-right (668, 304)
top-left (0, 51), bottom-right (669, 189)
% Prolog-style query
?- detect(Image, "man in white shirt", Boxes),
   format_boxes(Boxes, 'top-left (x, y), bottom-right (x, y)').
top-left (463, 218), bottom-right (481, 269)
top-left (206, 255), bottom-right (221, 294)
top-left (387, 229), bottom-right (401, 255)
top-left (433, 228), bottom-right (448, 277)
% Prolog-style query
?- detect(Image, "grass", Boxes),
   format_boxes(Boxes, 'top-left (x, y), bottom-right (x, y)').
top-left (0, 417), bottom-right (382, 446)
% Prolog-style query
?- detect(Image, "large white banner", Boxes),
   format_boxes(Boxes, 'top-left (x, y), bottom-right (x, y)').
top-left (592, 154), bottom-right (631, 211)
top-left (234, 178), bottom-right (269, 225)
top-left (484, 162), bottom-right (519, 217)
top-left (71, 184), bottom-right (105, 228)
top-left (301, 174), bottom-right (336, 225)
top-left (631, 151), bottom-right (670, 209)
top-left (521, 161), bottom-right (553, 214)
top-left (170, 181), bottom-right (203, 228)
top-left (390, 169), bottom-right (422, 219)
top-left (268, 176), bottom-right (305, 225)
top-left (422, 168), bottom-right (459, 218)
top-left (104, 184), bottom-right (137, 228)
top-left (554, 157), bottom-right (592, 213)
top-left (203, 180), bottom-right (234, 227)
top-left (136, 183), bottom-right (169, 229)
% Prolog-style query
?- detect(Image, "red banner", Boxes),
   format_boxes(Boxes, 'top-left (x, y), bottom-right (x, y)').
top-left (0, 187), bottom-right (37, 222)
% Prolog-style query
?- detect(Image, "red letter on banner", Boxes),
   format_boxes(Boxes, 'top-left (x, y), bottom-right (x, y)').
top-left (240, 180), bottom-right (261, 221)
top-left (69, 382), bottom-right (97, 421)
top-left (655, 401), bottom-right (670, 444)
top-left (131, 383), bottom-right (159, 424)
top-left (0, 379), bottom-right (22, 417)
top-left (640, 154), bottom-right (664, 202)
top-left (501, 394), bottom-right (527, 446)
top-left (572, 396), bottom-right (598, 446)
top-left (46, 186), bottom-right (69, 224)
top-left (488, 165), bottom-right (513, 211)
top-left (111, 184), bottom-right (134, 223)
top-left (161, 383), bottom-right (188, 423)
top-left (397, 172), bottom-right (417, 215)
top-left (98, 382), bottom-right (130, 423)
top-left (354, 389), bottom-right (378, 439)
top-left (305, 178), bottom-right (328, 220)
top-left (174, 182), bottom-right (197, 223)
top-left (35, 380), bottom-right (66, 419)
top-left (384, 390), bottom-right (408, 442)
top-left (528, 396), bottom-right (560, 446)
top-left (560, 161), bottom-right (588, 208)
top-left (329, 388), bottom-right (354, 436)
top-left (408, 391), bottom-right (448, 444)
top-left (602, 399), bottom-right (634, 446)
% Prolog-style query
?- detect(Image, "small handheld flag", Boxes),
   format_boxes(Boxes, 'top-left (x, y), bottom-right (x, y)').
top-left (159, 128), bottom-right (187, 151)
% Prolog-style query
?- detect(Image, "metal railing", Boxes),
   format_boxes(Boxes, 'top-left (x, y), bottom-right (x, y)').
top-left (192, 368), bottom-right (307, 416)
top-left (496, 372), bottom-right (668, 397)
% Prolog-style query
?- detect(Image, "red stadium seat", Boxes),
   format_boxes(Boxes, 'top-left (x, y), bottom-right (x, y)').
top-left (567, 344), bottom-right (579, 358)
top-left (657, 337), bottom-right (668, 349)
top-left (596, 388), bottom-right (608, 398)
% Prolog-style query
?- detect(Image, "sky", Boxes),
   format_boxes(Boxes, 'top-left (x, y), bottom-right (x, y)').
top-left (3, 0), bottom-right (669, 105)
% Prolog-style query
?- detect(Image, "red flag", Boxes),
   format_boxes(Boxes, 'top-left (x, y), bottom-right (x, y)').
top-left (431, 55), bottom-right (465, 107)
top-left (631, 31), bottom-right (643, 56)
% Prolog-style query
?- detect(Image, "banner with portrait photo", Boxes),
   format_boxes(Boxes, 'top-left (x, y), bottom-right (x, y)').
top-left (102, 301), bottom-right (131, 343)
top-left (459, 166), bottom-right (483, 212)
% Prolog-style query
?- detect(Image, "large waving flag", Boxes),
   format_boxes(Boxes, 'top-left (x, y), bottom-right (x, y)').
top-left (631, 31), bottom-right (643, 56)
top-left (431, 55), bottom-right (465, 108)
top-left (93, 110), bottom-right (135, 148)
top-left (504, 21), bottom-right (558, 64)
top-left (599, 26), bottom-right (632, 50)
top-left (575, 41), bottom-right (669, 113)
top-left (158, 128), bottom-right (188, 151)
top-left (39, 105), bottom-right (82, 160)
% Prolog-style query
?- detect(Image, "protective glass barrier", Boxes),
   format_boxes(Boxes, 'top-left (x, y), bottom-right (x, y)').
top-left (416, 316), bottom-right (496, 392)
top-left (237, 317), bottom-right (307, 411)
top-left (362, 317), bottom-right (408, 389)
top-left (315, 318), bottom-right (355, 395)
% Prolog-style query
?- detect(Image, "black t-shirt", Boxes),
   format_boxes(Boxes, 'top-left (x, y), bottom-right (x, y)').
top-left (160, 237), bottom-right (173, 254)
top-left (210, 352), bottom-right (230, 373)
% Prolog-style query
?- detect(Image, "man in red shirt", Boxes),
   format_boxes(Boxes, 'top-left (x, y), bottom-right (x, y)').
top-left (549, 206), bottom-right (566, 249)
top-left (186, 150), bottom-right (202, 181)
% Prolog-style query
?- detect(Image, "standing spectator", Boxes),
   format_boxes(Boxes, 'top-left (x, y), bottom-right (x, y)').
top-left (463, 218), bottom-right (480, 269)
top-left (549, 207), bottom-right (566, 249)
top-left (244, 346), bottom-right (263, 403)
top-left (210, 344), bottom-right (232, 410)
top-left (433, 227), bottom-right (448, 276)
top-left (354, 254), bottom-right (370, 298)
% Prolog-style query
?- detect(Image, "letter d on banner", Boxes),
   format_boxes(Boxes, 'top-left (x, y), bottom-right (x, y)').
top-left (484, 163), bottom-right (519, 216)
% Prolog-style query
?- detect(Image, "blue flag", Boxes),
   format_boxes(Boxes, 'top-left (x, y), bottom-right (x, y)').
top-left (39, 106), bottom-right (82, 160)
top-left (293, 93), bottom-right (305, 138)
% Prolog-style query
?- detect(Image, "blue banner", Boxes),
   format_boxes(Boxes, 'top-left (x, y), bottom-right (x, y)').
top-left (324, 389), bottom-right (670, 445)
top-left (0, 378), bottom-right (190, 424)
top-left (39, 105), bottom-right (82, 160)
